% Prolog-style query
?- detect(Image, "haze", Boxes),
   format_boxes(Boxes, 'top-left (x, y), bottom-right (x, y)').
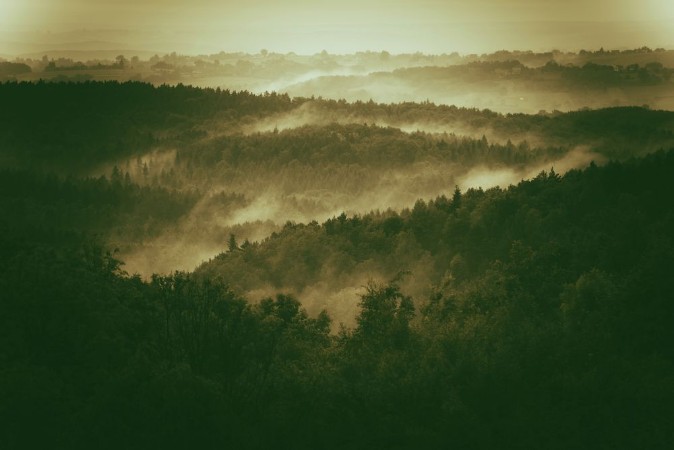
top-left (2, 0), bottom-right (673, 56)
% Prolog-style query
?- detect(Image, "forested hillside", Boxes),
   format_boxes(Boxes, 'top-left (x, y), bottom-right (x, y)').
top-left (1, 81), bottom-right (673, 449)
top-left (2, 81), bottom-right (672, 275)
top-left (2, 81), bottom-right (673, 172)
top-left (1, 150), bottom-right (673, 449)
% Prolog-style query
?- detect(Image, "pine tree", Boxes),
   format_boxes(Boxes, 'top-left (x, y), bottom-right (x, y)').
top-left (228, 233), bottom-right (238, 252)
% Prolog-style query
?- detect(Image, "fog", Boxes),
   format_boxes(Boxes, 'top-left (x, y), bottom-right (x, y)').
top-left (458, 146), bottom-right (605, 189)
top-left (242, 101), bottom-right (550, 146)
top-left (105, 97), bottom-right (614, 281)
top-left (5, 48), bottom-right (674, 113)
top-left (282, 73), bottom-right (674, 113)
top-left (23, 69), bottom-right (660, 326)
top-left (255, 67), bottom-right (377, 96)
top-left (4, 0), bottom-right (674, 440)
top-left (112, 134), bottom-right (606, 329)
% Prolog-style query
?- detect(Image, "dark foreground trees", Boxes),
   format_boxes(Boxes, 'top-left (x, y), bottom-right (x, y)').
top-left (1, 151), bottom-right (673, 449)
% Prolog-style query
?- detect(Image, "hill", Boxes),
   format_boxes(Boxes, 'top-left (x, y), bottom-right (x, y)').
top-left (2, 149), bottom-right (673, 449)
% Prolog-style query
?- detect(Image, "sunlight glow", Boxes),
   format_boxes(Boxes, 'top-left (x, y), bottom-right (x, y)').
top-left (0, 1), bottom-right (20, 28)
top-left (653, 0), bottom-right (674, 17)
top-left (0, 0), bottom-right (52, 33)
top-left (0, 1), bottom-right (672, 56)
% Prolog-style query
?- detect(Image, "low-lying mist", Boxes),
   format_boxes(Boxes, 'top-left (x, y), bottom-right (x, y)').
top-left (108, 108), bottom-right (635, 286)
top-left (238, 100), bottom-right (674, 155)
top-left (114, 139), bottom-right (605, 329)
top-left (458, 146), bottom-right (605, 189)
top-left (3, 80), bottom-right (668, 327)
top-left (8, 48), bottom-right (673, 113)
top-left (282, 74), bottom-right (674, 114)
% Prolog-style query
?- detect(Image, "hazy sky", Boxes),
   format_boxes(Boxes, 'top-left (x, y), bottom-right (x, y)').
top-left (1, 0), bottom-right (673, 55)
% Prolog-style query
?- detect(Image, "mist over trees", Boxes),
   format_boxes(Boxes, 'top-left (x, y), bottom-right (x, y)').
top-left (1, 79), bottom-right (673, 448)
top-left (3, 80), bottom-right (672, 273)
top-left (2, 150), bottom-right (673, 449)
top-left (3, 47), bottom-right (674, 111)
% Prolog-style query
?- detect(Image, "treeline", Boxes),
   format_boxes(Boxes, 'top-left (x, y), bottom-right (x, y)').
top-left (9, 47), bottom-right (672, 80)
top-left (197, 147), bottom-right (674, 305)
top-left (0, 81), bottom-right (295, 169)
top-left (393, 59), bottom-right (673, 86)
top-left (0, 61), bottom-right (31, 76)
top-left (2, 150), bottom-right (673, 449)
top-left (168, 107), bottom-right (673, 199)
top-left (283, 60), bottom-right (674, 111)
top-left (1, 81), bottom-right (672, 174)
top-left (182, 123), bottom-right (561, 170)
top-left (2, 81), bottom-right (673, 278)
top-left (0, 169), bottom-right (200, 245)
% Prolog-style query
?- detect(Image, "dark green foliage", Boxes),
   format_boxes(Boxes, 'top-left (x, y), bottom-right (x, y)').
top-left (2, 151), bottom-right (672, 449)
top-left (355, 279), bottom-right (415, 344)
top-left (0, 81), bottom-right (294, 170)
top-left (1, 82), bottom-right (673, 449)
top-left (2, 81), bottom-right (672, 178)
top-left (200, 150), bottom-right (673, 448)
top-left (0, 62), bottom-right (31, 76)
top-left (0, 168), bottom-right (199, 244)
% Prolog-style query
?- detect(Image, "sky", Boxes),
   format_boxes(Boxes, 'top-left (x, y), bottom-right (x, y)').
top-left (1, 0), bottom-right (673, 55)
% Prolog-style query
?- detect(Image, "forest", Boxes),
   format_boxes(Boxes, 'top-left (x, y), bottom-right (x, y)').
top-left (1, 80), bottom-right (674, 449)
top-left (3, 47), bottom-right (674, 111)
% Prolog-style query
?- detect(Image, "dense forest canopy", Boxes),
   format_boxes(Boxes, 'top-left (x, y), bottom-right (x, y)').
top-left (2, 149), bottom-right (673, 448)
top-left (1, 79), bottom-right (673, 448)
top-left (1, 81), bottom-right (672, 275)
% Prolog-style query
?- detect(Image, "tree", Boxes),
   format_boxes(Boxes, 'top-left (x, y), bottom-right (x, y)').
top-left (115, 55), bottom-right (127, 69)
top-left (356, 279), bottom-right (415, 345)
top-left (228, 233), bottom-right (239, 252)
top-left (451, 185), bottom-right (462, 211)
top-left (0, 61), bottom-right (31, 75)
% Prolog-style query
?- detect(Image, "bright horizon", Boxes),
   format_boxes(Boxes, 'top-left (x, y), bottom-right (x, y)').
top-left (1, 0), bottom-right (674, 56)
